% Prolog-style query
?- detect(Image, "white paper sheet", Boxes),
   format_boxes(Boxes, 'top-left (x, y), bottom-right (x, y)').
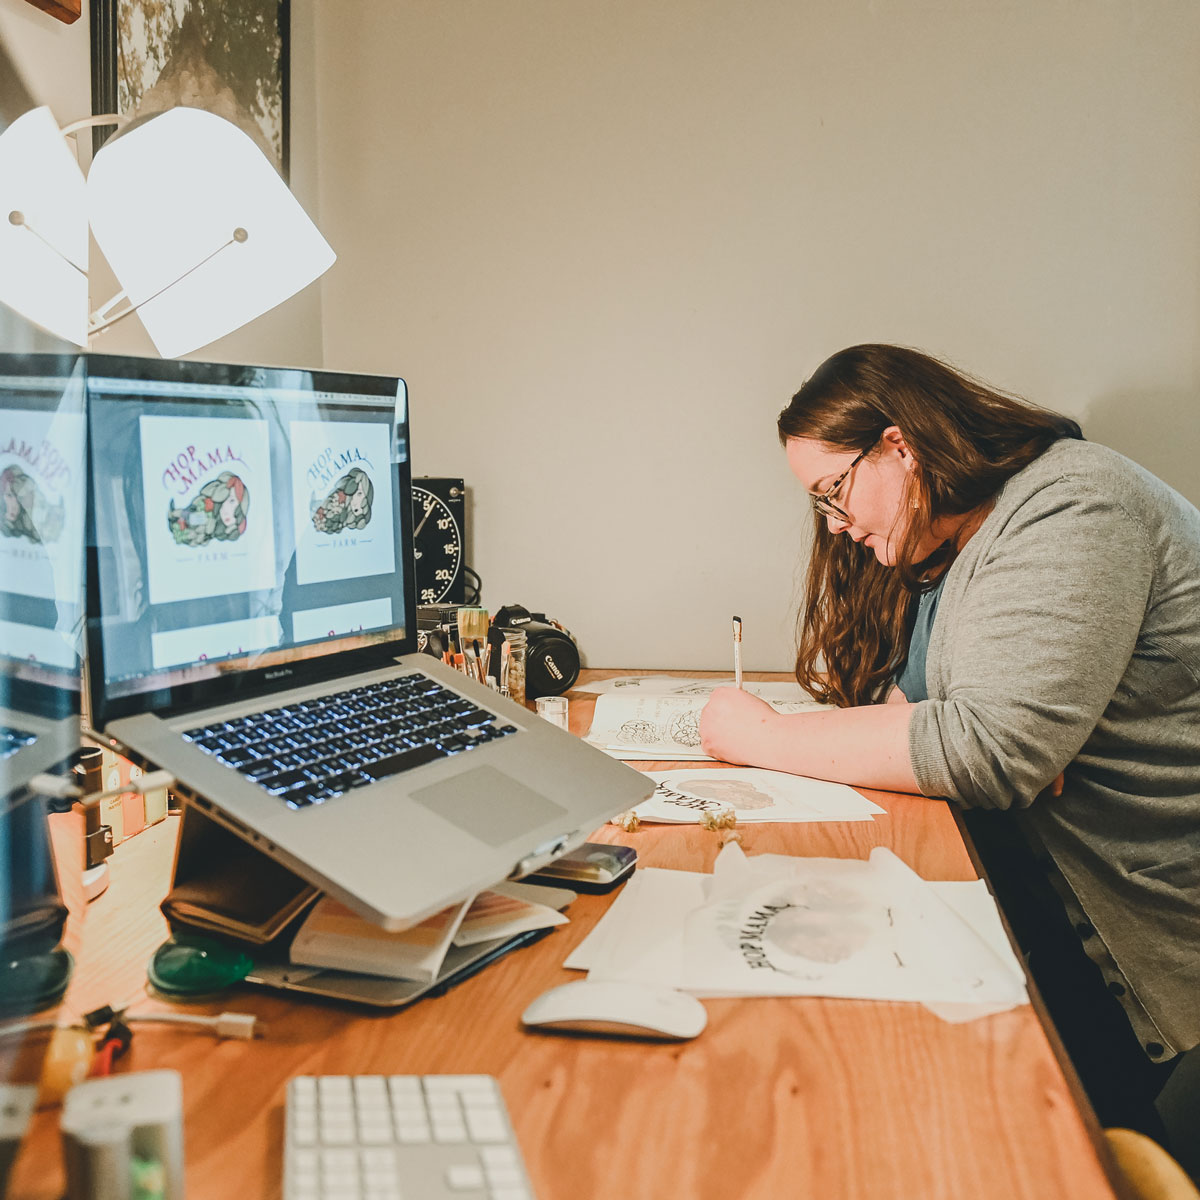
top-left (565, 847), bottom-right (1027, 1019)
top-left (575, 675), bottom-right (823, 704)
top-left (563, 868), bottom-right (703, 986)
top-left (637, 767), bottom-right (884, 823)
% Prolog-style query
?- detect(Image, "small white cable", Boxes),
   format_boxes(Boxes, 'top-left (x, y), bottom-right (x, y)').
top-left (122, 1010), bottom-right (263, 1040)
top-left (28, 769), bottom-right (175, 808)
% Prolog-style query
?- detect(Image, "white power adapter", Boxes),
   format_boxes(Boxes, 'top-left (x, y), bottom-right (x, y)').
top-left (0, 1085), bottom-right (37, 1195)
top-left (60, 1069), bottom-right (185, 1200)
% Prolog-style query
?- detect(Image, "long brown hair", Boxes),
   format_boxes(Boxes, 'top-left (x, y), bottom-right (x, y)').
top-left (778, 345), bottom-right (1082, 707)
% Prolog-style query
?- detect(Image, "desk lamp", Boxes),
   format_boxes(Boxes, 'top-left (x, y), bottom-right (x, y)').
top-left (0, 104), bottom-right (334, 356)
top-left (0, 105), bottom-right (88, 346)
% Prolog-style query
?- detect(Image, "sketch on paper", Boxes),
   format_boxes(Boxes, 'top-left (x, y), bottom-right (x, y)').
top-left (636, 767), bottom-right (884, 825)
top-left (669, 776), bottom-right (776, 811)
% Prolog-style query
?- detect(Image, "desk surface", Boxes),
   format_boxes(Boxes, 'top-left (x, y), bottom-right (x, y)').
top-left (13, 671), bottom-right (1123, 1200)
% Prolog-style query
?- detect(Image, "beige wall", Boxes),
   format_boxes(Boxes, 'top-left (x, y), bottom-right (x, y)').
top-left (312, 0), bottom-right (1200, 671)
top-left (5, 1), bottom-right (1198, 671)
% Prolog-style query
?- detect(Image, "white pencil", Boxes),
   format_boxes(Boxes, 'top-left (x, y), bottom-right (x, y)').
top-left (732, 615), bottom-right (743, 689)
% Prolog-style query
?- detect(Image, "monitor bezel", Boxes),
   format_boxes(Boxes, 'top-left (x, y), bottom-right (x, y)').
top-left (83, 354), bottom-right (418, 730)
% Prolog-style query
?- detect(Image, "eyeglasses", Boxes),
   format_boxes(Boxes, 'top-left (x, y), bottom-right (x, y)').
top-left (810, 445), bottom-right (871, 523)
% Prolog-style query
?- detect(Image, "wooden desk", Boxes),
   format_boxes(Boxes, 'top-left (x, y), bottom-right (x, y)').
top-left (12, 671), bottom-right (1124, 1200)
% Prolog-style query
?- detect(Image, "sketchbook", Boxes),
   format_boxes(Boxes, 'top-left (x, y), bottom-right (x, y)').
top-left (586, 689), bottom-right (826, 761)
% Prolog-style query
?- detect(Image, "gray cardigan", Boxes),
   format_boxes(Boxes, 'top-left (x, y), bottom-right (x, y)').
top-left (908, 438), bottom-right (1200, 1053)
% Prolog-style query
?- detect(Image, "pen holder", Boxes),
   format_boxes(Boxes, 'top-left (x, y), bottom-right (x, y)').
top-left (501, 628), bottom-right (527, 707)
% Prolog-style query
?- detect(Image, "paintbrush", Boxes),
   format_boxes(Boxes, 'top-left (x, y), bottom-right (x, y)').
top-left (485, 624), bottom-right (505, 686)
top-left (457, 607), bottom-right (489, 658)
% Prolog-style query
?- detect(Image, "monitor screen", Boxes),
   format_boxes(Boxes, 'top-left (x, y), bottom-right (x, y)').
top-left (85, 356), bottom-right (414, 724)
top-left (0, 354), bottom-right (85, 803)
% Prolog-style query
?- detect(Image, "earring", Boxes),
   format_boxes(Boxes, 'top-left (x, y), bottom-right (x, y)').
top-left (911, 499), bottom-right (920, 510)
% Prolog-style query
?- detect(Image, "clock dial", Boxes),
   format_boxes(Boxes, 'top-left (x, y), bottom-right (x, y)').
top-left (412, 485), bottom-right (464, 604)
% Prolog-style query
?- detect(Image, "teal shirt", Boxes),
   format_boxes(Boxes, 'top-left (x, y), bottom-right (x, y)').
top-left (895, 575), bottom-right (947, 703)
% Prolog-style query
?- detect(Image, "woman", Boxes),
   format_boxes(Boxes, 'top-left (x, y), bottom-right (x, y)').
top-left (699, 344), bottom-right (1200, 1151)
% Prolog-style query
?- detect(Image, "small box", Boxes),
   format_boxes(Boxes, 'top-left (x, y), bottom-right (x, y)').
top-left (99, 749), bottom-right (144, 846)
top-left (143, 783), bottom-right (168, 827)
top-left (99, 794), bottom-right (124, 846)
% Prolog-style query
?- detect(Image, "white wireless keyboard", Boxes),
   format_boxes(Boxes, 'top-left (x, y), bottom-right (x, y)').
top-left (284, 1074), bottom-right (537, 1200)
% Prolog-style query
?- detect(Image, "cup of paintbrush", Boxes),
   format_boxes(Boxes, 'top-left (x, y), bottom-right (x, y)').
top-left (457, 608), bottom-right (489, 681)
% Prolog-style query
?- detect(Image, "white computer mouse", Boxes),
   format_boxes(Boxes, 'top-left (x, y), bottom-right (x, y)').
top-left (520, 979), bottom-right (708, 1040)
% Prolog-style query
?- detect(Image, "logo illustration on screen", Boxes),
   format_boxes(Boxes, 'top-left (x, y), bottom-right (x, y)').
top-left (311, 466), bottom-right (374, 534)
top-left (168, 471), bottom-right (250, 547)
top-left (291, 424), bottom-right (394, 588)
top-left (0, 464), bottom-right (66, 544)
top-left (140, 415), bottom-right (276, 604)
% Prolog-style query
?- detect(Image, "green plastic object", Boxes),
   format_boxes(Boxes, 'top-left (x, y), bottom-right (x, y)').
top-left (0, 946), bottom-right (73, 1016)
top-left (147, 936), bottom-right (255, 999)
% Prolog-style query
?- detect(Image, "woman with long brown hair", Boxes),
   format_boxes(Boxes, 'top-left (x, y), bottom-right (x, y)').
top-left (699, 344), bottom-right (1200, 1165)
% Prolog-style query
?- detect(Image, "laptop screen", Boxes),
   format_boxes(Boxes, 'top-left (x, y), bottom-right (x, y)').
top-left (0, 354), bottom-right (86, 727)
top-left (85, 356), bottom-right (415, 726)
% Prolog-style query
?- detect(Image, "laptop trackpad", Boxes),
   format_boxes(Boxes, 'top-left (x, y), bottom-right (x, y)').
top-left (412, 766), bottom-right (568, 847)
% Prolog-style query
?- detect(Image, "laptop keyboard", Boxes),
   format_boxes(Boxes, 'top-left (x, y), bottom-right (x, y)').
top-left (0, 725), bottom-right (37, 761)
top-left (183, 675), bottom-right (517, 810)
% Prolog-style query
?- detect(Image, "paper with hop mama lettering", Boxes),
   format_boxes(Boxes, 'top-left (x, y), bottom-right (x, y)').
top-left (288, 420), bottom-right (395, 586)
top-left (139, 415), bottom-right (276, 605)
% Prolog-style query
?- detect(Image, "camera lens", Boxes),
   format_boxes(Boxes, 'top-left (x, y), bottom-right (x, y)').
top-left (524, 627), bottom-right (580, 699)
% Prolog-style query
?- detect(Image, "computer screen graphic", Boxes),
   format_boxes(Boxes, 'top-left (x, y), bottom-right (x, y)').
top-left (86, 358), bottom-right (411, 704)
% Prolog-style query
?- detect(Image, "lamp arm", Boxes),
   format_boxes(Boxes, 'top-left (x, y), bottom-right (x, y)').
top-left (5, 211), bottom-right (87, 276)
top-left (91, 288), bottom-right (129, 320)
top-left (59, 113), bottom-right (128, 137)
top-left (87, 227), bottom-right (249, 338)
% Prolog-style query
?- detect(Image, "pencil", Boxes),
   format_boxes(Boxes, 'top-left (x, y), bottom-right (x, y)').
top-left (732, 615), bottom-right (743, 689)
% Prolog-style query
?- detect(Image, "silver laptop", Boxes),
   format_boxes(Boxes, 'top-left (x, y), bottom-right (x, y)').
top-left (0, 354), bottom-right (86, 812)
top-left (84, 355), bottom-right (650, 929)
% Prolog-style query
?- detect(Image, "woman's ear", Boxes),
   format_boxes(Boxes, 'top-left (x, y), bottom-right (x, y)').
top-left (881, 425), bottom-right (917, 470)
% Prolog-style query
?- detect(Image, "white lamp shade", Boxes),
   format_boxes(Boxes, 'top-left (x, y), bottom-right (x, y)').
top-left (88, 107), bottom-right (335, 358)
top-left (0, 106), bottom-right (88, 346)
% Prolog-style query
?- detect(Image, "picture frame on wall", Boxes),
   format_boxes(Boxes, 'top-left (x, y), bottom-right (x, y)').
top-left (88, 0), bottom-right (290, 178)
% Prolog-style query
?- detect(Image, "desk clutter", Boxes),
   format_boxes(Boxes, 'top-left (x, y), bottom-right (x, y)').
top-left (417, 604), bottom-right (581, 705)
top-left (151, 806), bottom-right (577, 1008)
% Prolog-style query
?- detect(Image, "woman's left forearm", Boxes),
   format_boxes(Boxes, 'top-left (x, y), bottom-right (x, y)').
top-left (739, 702), bottom-right (921, 792)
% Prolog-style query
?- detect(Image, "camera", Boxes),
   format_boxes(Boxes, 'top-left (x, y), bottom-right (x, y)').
top-left (490, 605), bottom-right (580, 699)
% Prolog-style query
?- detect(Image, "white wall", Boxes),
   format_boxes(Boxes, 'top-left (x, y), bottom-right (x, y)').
top-left (5, 1), bottom-right (1198, 671)
top-left (0, 0), bottom-right (325, 367)
top-left (312, 0), bottom-right (1200, 672)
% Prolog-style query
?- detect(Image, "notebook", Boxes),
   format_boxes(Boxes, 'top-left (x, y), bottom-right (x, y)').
top-left (0, 354), bottom-right (87, 810)
top-left (83, 355), bottom-right (652, 929)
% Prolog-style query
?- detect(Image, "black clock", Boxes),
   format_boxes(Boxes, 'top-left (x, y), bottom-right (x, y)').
top-left (412, 477), bottom-right (465, 605)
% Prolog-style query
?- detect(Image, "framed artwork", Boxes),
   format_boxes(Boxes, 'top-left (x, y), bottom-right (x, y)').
top-left (89, 0), bottom-right (289, 178)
